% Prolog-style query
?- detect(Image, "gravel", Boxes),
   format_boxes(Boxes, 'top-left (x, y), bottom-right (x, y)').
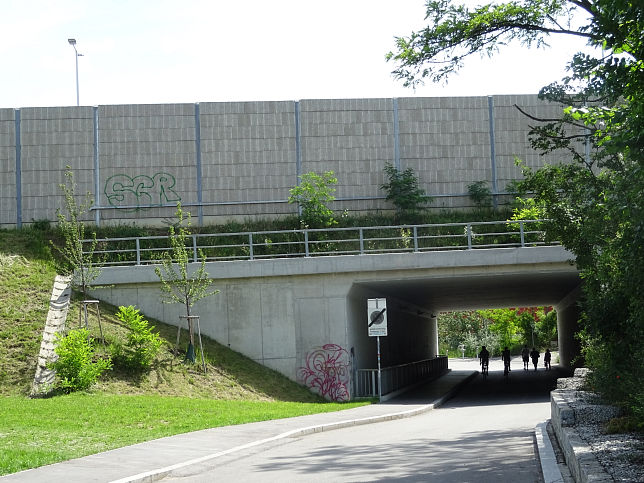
top-left (556, 370), bottom-right (644, 482)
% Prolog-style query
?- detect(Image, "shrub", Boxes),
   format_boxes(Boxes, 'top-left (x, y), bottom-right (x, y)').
top-left (467, 181), bottom-right (492, 209)
top-left (110, 306), bottom-right (163, 372)
top-left (288, 171), bottom-right (338, 228)
top-left (49, 328), bottom-right (111, 393)
top-left (380, 163), bottom-right (432, 217)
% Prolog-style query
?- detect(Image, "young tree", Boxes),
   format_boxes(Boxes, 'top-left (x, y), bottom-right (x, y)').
top-left (154, 204), bottom-right (219, 364)
top-left (388, 0), bottom-right (644, 420)
top-left (288, 171), bottom-right (338, 228)
top-left (380, 163), bottom-right (432, 218)
top-left (54, 169), bottom-right (102, 298)
top-left (53, 169), bottom-right (105, 336)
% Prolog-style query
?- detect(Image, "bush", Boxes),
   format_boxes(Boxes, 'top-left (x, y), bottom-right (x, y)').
top-left (380, 163), bottom-right (432, 218)
top-left (49, 328), bottom-right (111, 392)
top-left (110, 306), bottom-right (163, 372)
top-left (467, 181), bottom-right (492, 209)
top-left (288, 171), bottom-right (338, 228)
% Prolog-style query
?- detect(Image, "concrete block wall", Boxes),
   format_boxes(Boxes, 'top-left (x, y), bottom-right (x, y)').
top-left (98, 103), bottom-right (197, 222)
top-left (19, 107), bottom-right (95, 224)
top-left (300, 98), bottom-right (395, 213)
top-left (398, 96), bottom-right (490, 207)
top-left (199, 101), bottom-right (297, 219)
top-left (1, 95), bottom-right (575, 228)
top-left (0, 109), bottom-right (17, 225)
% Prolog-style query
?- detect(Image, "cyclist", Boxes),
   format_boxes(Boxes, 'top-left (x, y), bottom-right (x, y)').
top-left (479, 345), bottom-right (490, 375)
top-left (502, 346), bottom-right (511, 376)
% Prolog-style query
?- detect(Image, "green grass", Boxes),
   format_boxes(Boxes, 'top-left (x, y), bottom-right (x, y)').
top-left (0, 394), bottom-right (366, 475)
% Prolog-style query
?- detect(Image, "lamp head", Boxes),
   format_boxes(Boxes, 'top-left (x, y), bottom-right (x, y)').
top-left (68, 38), bottom-right (76, 45)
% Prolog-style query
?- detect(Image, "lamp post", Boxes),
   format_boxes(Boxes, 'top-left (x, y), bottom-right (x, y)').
top-left (67, 38), bottom-right (82, 106)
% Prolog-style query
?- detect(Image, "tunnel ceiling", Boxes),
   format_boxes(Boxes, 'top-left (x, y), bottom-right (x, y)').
top-left (356, 271), bottom-right (581, 312)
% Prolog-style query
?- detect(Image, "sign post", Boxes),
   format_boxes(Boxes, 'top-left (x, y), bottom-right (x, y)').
top-left (367, 298), bottom-right (387, 402)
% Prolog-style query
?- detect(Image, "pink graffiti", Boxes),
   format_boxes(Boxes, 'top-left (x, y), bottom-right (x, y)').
top-left (298, 344), bottom-right (350, 401)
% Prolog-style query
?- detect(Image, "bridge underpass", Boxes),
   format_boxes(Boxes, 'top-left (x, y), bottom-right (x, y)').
top-left (346, 250), bottom-right (581, 399)
top-left (93, 244), bottom-right (581, 401)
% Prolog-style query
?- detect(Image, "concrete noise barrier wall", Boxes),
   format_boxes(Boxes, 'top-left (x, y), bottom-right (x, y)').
top-left (0, 95), bottom-right (578, 228)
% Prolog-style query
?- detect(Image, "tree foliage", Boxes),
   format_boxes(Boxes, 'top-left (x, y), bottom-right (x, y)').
top-left (154, 204), bottom-right (219, 363)
top-left (380, 163), bottom-right (432, 217)
top-left (389, 0), bottom-right (644, 421)
top-left (288, 171), bottom-right (338, 228)
top-left (53, 169), bottom-right (103, 298)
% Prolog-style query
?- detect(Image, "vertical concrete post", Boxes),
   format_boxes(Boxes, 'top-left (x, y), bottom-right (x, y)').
top-left (393, 97), bottom-right (401, 170)
top-left (556, 301), bottom-right (581, 369)
top-left (487, 96), bottom-right (498, 209)
top-left (429, 314), bottom-right (439, 358)
top-left (14, 109), bottom-right (21, 228)
top-left (195, 103), bottom-right (203, 226)
top-left (93, 106), bottom-right (101, 226)
top-left (294, 101), bottom-right (302, 217)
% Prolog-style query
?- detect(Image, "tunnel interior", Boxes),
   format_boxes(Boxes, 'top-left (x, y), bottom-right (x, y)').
top-left (347, 270), bottom-right (582, 374)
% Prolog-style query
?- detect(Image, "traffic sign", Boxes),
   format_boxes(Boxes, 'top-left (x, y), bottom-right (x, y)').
top-left (367, 298), bottom-right (387, 337)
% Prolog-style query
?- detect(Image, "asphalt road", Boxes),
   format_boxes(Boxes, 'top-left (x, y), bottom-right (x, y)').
top-left (164, 358), bottom-right (565, 483)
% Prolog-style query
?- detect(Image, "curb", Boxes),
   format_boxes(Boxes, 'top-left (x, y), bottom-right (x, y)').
top-left (535, 421), bottom-right (564, 483)
top-left (112, 372), bottom-right (477, 483)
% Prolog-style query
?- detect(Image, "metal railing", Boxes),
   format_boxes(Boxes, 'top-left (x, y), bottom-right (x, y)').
top-left (355, 356), bottom-right (449, 398)
top-left (85, 219), bottom-right (553, 266)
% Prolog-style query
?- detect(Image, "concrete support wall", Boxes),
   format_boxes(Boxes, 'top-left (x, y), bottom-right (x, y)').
top-left (556, 301), bottom-right (581, 369)
top-left (1, 95), bottom-right (577, 227)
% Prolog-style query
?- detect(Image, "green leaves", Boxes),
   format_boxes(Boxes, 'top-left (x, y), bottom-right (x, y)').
top-left (154, 204), bottom-right (219, 315)
top-left (380, 163), bottom-right (432, 217)
top-left (49, 329), bottom-right (112, 393)
top-left (288, 171), bottom-right (338, 228)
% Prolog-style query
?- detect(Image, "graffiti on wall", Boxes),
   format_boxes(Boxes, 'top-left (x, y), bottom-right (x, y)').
top-left (104, 173), bottom-right (180, 211)
top-left (297, 344), bottom-right (350, 402)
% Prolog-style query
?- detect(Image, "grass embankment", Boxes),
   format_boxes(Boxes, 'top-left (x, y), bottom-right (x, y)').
top-left (0, 227), bottom-right (368, 476)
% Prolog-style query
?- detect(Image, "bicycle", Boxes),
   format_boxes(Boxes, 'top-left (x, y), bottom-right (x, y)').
top-left (480, 359), bottom-right (489, 378)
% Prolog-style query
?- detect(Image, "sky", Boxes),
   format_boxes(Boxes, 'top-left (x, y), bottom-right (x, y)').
top-left (0, 0), bottom-right (595, 109)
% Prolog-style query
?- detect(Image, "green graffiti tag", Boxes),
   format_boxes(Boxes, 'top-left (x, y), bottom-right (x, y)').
top-left (104, 173), bottom-right (181, 211)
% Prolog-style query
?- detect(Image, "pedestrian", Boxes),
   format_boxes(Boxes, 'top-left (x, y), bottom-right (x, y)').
top-left (530, 347), bottom-right (540, 371)
top-left (544, 349), bottom-right (551, 370)
top-left (521, 345), bottom-right (530, 370)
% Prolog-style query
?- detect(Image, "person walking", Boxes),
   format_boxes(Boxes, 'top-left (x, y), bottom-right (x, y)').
top-left (530, 347), bottom-right (540, 371)
top-left (521, 345), bottom-right (530, 370)
top-left (544, 349), bottom-right (552, 370)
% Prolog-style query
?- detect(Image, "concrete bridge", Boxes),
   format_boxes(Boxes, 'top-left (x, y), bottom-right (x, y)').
top-left (92, 241), bottom-right (580, 401)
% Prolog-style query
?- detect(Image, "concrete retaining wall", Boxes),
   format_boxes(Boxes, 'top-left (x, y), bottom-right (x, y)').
top-left (1, 95), bottom-right (579, 227)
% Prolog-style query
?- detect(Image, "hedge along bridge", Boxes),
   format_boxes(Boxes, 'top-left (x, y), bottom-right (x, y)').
top-left (90, 220), bottom-right (582, 401)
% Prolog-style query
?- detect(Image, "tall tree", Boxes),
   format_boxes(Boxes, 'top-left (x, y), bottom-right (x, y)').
top-left (388, 1), bottom-right (643, 422)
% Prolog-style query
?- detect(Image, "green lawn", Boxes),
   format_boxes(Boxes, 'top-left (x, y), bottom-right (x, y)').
top-left (0, 394), bottom-right (367, 475)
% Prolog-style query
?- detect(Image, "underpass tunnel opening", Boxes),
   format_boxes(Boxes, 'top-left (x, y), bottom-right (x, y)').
top-left (347, 271), bottom-right (582, 383)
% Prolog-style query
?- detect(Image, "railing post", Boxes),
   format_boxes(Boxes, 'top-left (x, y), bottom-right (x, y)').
top-left (192, 234), bottom-right (198, 263)
top-left (304, 230), bottom-right (309, 257)
top-left (249, 233), bottom-right (254, 260)
top-left (467, 224), bottom-right (473, 249)
top-left (519, 220), bottom-right (525, 247)
top-left (413, 226), bottom-right (419, 252)
top-left (359, 228), bottom-right (364, 254)
top-left (135, 238), bottom-right (140, 265)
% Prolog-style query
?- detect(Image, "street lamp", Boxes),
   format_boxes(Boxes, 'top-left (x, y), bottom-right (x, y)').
top-left (67, 38), bottom-right (83, 106)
